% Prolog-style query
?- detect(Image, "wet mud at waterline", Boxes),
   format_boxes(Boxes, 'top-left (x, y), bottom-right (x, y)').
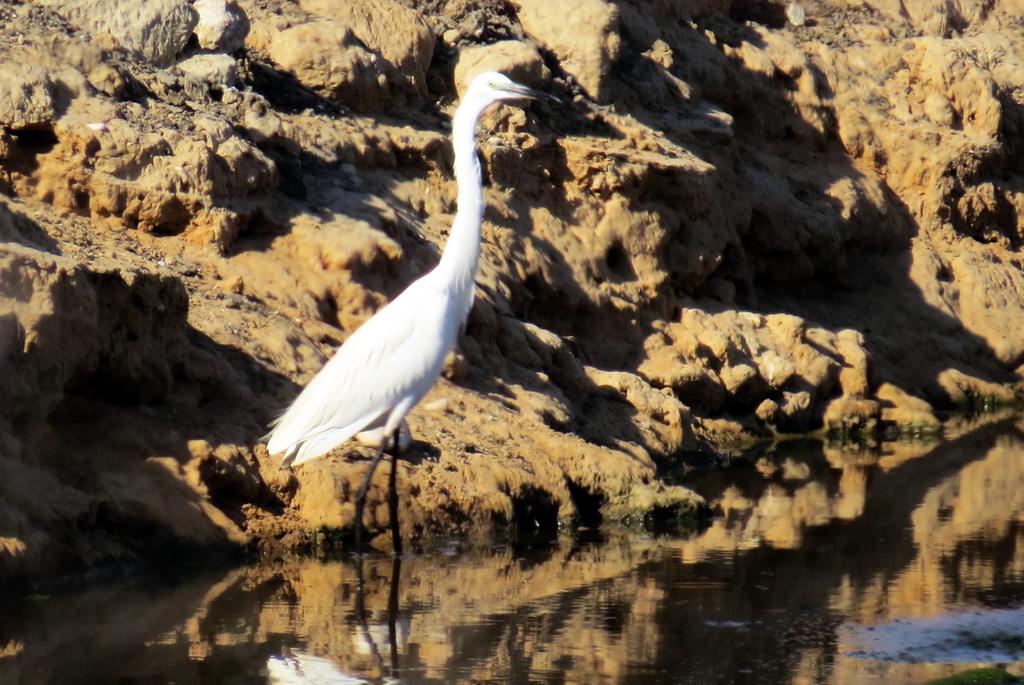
top-left (3, 414), bottom-right (1024, 684)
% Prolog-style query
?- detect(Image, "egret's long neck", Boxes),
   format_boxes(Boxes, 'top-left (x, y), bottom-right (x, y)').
top-left (438, 96), bottom-right (489, 292)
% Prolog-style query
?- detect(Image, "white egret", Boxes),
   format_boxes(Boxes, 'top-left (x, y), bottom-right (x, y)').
top-left (266, 72), bottom-right (558, 553)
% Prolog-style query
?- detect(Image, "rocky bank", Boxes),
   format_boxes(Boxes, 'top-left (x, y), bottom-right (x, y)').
top-left (1, 0), bottom-right (1023, 585)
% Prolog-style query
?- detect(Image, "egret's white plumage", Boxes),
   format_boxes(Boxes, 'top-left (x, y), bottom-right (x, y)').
top-left (266, 72), bottom-right (556, 468)
top-left (266, 282), bottom-right (448, 466)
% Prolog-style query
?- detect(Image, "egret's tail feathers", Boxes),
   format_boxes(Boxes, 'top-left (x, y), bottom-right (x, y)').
top-left (265, 424), bottom-right (294, 459)
top-left (267, 409), bottom-right (387, 467)
top-left (280, 427), bottom-right (358, 467)
top-left (262, 409), bottom-right (289, 446)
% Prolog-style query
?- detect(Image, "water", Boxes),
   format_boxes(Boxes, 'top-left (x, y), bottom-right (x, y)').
top-left (3, 414), bottom-right (1024, 684)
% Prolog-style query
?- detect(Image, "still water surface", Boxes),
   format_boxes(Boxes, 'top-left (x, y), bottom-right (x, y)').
top-left (3, 415), bottom-right (1024, 684)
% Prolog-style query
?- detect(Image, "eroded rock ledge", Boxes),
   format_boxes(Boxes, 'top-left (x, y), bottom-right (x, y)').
top-left (1, 0), bottom-right (1022, 584)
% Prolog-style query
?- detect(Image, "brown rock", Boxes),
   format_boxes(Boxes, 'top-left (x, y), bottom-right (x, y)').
top-left (513, 0), bottom-right (620, 101)
top-left (822, 397), bottom-right (881, 435)
top-left (0, 63), bottom-right (55, 130)
top-left (6, 95), bottom-right (277, 249)
top-left (177, 53), bottom-right (239, 89)
top-left (268, 21), bottom-right (388, 112)
top-left (185, 440), bottom-right (264, 501)
top-left (40, 0), bottom-right (198, 67)
top-left (0, 235), bottom-right (191, 431)
top-left (755, 351), bottom-right (797, 390)
top-left (638, 348), bottom-right (727, 412)
top-left (936, 369), bottom-right (1017, 408)
top-left (876, 383), bottom-right (940, 432)
top-left (719, 363), bottom-right (762, 399)
top-left (585, 366), bottom-right (694, 456)
top-left (194, 0), bottom-right (250, 52)
top-left (755, 398), bottom-right (781, 425)
top-left (86, 63), bottom-right (128, 98)
top-left (299, 0), bottom-right (435, 98)
top-left (778, 391), bottom-right (813, 431)
top-left (454, 40), bottom-right (550, 96)
top-left (834, 329), bottom-right (870, 398)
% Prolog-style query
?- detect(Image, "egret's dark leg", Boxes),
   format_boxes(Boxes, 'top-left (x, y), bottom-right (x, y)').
top-left (388, 428), bottom-right (402, 556)
top-left (354, 441), bottom-right (387, 553)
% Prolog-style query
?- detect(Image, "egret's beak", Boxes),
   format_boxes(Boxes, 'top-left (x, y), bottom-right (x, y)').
top-left (502, 83), bottom-right (561, 104)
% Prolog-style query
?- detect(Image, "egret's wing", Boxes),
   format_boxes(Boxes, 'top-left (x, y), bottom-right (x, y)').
top-left (266, 277), bottom-right (448, 463)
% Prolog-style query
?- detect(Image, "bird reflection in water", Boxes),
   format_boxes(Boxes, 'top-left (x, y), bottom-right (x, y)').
top-left (355, 556), bottom-right (404, 682)
top-left (267, 651), bottom-right (370, 685)
top-left (266, 557), bottom-right (405, 685)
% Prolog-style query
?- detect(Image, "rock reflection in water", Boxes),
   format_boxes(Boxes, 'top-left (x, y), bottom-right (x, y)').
top-left (0, 415), bottom-right (1023, 684)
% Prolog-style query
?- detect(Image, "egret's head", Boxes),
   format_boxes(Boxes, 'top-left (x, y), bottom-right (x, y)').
top-left (465, 71), bottom-right (560, 106)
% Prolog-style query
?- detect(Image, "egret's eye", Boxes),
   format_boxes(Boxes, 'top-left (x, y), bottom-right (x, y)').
top-left (488, 81), bottom-right (500, 91)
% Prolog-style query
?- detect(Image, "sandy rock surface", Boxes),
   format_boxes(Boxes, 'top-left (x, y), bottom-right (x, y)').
top-left (1, 0), bottom-right (1023, 584)
top-left (38, 0), bottom-right (199, 67)
top-left (454, 40), bottom-right (550, 95)
top-left (193, 0), bottom-right (250, 53)
top-left (300, 0), bottom-right (435, 100)
top-left (0, 63), bottom-right (55, 130)
top-left (514, 0), bottom-right (621, 101)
